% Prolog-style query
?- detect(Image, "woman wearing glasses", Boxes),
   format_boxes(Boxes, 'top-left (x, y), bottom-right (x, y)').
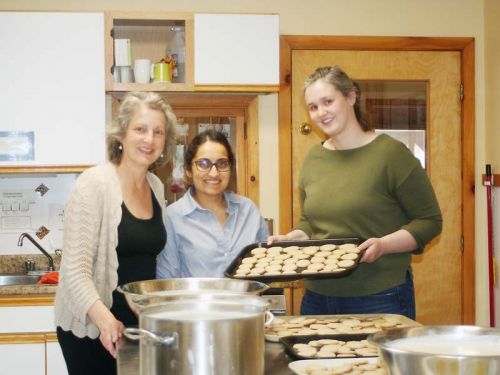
top-left (156, 129), bottom-right (268, 278)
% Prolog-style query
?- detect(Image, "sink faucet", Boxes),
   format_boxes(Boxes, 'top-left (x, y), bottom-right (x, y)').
top-left (18, 233), bottom-right (54, 272)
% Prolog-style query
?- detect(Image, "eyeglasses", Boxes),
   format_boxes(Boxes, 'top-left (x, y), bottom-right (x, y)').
top-left (193, 158), bottom-right (231, 172)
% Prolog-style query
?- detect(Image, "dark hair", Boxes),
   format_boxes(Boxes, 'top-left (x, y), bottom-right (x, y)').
top-left (303, 65), bottom-right (371, 131)
top-left (184, 129), bottom-right (235, 183)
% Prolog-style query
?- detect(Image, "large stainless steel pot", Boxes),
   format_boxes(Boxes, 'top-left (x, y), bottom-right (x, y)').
top-left (369, 325), bottom-right (500, 375)
top-left (118, 278), bottom-right (270, 314)
top-left (124, 293), bottom-right (272, 375)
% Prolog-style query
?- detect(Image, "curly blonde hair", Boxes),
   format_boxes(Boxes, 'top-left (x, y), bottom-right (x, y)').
top-left (106, 91), bottom-right (177, 169)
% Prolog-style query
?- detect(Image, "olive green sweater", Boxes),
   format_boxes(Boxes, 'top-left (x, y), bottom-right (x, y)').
top-left (296, 134), bottom-right (442, 297)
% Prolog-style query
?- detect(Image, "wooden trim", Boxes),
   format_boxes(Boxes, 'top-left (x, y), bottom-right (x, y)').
top-left (109, 93), bottom-right (257, 108)
top-left (280, 35), bottom-right (476, 51)
top-left (45, 332), bottom-right (58, 343)
top-left (0, 333), bottom-right (47, 345)
top-left (278, 36), bottom-right (293, 234)
top-left (0, 294), bottom-right (55, 307)
top-left (461, 39), bottom-right (475, 325)
top-left (279, 35), bottom-right (476, 323)
top-left (247, 97), bottom-right (260, 205)
top-left (195, 85), bottom-right (279, 93)
top-left (0, 165), bottom-right (90, 174)
top-left (482, 174), bottom-right (500, 186)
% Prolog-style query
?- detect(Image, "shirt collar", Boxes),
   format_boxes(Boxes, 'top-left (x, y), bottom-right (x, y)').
top-left (179, 187), bottom-right (239, 216)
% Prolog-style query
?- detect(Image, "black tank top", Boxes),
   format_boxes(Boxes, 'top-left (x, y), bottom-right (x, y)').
top-left (111, 192), bottom-right (166, 326)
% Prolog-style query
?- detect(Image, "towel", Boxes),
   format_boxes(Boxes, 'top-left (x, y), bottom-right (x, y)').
top-left (38, 271), bottom-right (59, 284)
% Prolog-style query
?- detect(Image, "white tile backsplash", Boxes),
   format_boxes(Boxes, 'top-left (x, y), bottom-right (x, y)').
top-left (0, 174), bottom-right (77, 255)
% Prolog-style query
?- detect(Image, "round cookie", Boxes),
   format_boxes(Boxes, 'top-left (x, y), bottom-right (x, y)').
top-left (341, 253), bottom-right (359, 260)
top-left (241, 257), bottom-right (256, 264)
top-left (282, 263), bottom-right (298, 271)
top-left (308, 263), bottom-right (324, 271)
top-left (250, 247), bottom-right (267, 255)
top-left (310, 256), bottom-right (325, 264)
top-left (296, 259), bottom-right (311, 268)
top-left (339, 243), bottom-right (358, 250)
top-left (303, 246), bottom-right (320, 255)
top-left (283, 245), bottom-right (300, 252)
top-left (319, 244), bottom-right (337, 251)
top-left (294, 253), bottom-right (310, 260)
top-left (338, 259), bottom-right (355, 268)
top-left (265, 264), bottom-right (282, 272)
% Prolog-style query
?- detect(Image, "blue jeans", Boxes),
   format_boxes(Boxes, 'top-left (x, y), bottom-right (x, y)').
top-left (301, 272), bottom-right (416, 320)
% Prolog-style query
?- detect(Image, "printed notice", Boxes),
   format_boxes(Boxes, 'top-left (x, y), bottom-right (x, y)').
top-left (0, 131), bottom-right (34, 161)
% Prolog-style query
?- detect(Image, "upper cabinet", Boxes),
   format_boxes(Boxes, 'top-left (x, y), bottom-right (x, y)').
top-left (194, 14), bottom-right (279, 90)
top-left (105, 12), bottom-right (279, 93)
top-left (0, 12), bottom-right (105, 171)
top-left (104, 12), bottom-right (195, 92)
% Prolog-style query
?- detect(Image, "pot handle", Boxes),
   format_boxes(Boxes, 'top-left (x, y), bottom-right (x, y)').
top-left (124, 327), bottom-right (178, 347)
top-left (264, 311), bottom-right (275, 328)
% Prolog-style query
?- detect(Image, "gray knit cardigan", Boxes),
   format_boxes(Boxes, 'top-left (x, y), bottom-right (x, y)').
top-left (54, 163), bottom-right (166, 338)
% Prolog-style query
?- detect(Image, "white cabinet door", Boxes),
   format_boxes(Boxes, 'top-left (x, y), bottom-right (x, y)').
top-left (0, 343), bottom-right (45, 375)
top-left (194, 14), bottom-right (279, 85)
top-left (46, 341), bottom-right (68, 375)
top-left (0, 12), bottom-right (105, 166)
top-left (0, 305), bottom-right (55, 333)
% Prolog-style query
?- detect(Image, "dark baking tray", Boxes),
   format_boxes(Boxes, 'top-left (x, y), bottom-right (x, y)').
top-left (279, 333), bottom-right (377, 360)
top-left (224, 238), bottom-right (363, 283)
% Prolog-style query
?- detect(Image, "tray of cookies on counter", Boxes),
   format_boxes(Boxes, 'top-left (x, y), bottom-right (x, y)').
top-left (224, 238), bottom-right (363, 283)
top-left (265, 314), bottom-right (420, 343)
top-left (288, 357), bottom-right (387, 375)
top-left (280, 333), bottom-right (379, 360)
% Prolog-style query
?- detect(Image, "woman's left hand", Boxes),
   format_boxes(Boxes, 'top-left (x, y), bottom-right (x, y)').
top-left (358, 237), bottom-right (385, 263)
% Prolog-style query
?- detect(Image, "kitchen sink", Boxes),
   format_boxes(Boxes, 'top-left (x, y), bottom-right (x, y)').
top-left (0, 274), bottom-right (41, 286)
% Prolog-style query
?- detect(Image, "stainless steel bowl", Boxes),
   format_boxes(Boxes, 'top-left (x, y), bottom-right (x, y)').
top-left (368, 325), bottom-right (500, 375)
top-left (118, 277), bottom-right (270, 314)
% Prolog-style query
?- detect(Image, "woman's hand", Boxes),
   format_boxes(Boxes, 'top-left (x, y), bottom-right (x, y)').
top-left (358, 237), bottom-right (385, 263)
top-left (358, 229), bottom-right (418, 263)
top-left (267, 229), bottom-right (309, 245)
top-left (88, 300), bottom-right (125, 358)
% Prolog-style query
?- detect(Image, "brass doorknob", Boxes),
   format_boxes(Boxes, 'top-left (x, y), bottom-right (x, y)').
top-left (299, 122), bottom-right (312, 135)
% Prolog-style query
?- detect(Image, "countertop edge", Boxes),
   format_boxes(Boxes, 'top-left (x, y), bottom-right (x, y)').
top-left (0, 293), bottom-right (55, 306)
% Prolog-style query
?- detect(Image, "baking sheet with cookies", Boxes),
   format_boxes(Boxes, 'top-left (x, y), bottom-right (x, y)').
top-left (224, 238), bottom-right (363, 283)
top-left (280, 333), bottom-right (378, 360)
top-left (288, 357), bottom-right (387, 375)
top-left (265, 314), bottom-right (420, 342)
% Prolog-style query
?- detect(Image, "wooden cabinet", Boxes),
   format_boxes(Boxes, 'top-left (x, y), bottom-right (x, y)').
top-left (104, 12), bottom-right (279, 93)
top-left (0, 12), bottom-right (105, 173)
top-left (104, 12), bottom-right (194, 92)
top-left (194, 13), bottom-right (279, 89)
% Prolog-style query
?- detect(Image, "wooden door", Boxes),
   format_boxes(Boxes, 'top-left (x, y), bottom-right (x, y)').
top-left (290, 50), bottom-right (462, 324)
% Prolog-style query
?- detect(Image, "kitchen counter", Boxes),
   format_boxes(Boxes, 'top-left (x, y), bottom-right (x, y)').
top-left (117, 336), bottom-right (294, 374)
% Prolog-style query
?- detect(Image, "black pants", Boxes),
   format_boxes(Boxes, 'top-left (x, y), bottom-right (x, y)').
top-left (57, 326), bottom-right (116, 375)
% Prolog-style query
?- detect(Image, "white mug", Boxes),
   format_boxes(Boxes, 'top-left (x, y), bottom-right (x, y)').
top-left (120, 66), bottom-right (133, 83)
top-left (134, 59), bottom-right (152, 84)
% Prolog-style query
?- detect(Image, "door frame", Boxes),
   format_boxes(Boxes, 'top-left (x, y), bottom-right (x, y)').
top-left (278, 36), bottom-right (475, 323)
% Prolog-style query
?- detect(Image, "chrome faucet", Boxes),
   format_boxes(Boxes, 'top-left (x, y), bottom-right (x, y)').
top-left (18, 233), bottom-right (54, 272)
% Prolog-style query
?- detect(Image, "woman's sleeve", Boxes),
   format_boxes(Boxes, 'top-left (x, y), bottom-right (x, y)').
top-left (294, 180), bottom-right (313, 236)
top-left (60, 177), bottom-right (104, 323)
top-left (156, 213), bottom-right (180, 278)
top-left (394, 157), bottom-right (443, 254)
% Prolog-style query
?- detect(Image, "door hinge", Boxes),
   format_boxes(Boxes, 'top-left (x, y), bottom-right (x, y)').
top-left (460, 83), bottom-right (464, 101)
top-left (461, 235), bottom-right (464, 253)
top-left (243, 122), bottom-right (247, 140)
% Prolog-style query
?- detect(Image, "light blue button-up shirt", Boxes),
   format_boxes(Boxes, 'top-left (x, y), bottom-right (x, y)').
top-left (156, 188), bottom-right (269, 278)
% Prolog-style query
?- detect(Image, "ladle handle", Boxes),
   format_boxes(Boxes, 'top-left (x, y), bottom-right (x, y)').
top-left (124, 328), bottom-right (178, 347)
